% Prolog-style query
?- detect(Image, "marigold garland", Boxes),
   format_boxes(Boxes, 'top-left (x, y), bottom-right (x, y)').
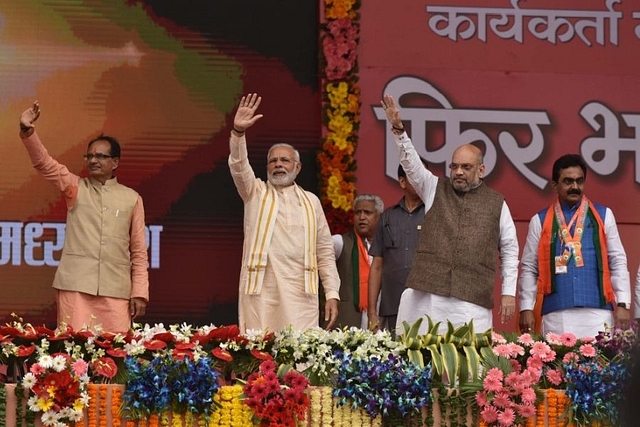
top-left (88, 384), bottom-right (98, 427)
top-left (111, 386), bottom-right (123, 427)
top-left (319, 0), bottom-right (361, 234)
top-left (99, 384), bottom-right (108, 427)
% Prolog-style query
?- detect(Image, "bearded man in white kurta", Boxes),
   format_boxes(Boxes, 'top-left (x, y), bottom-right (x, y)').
top-left (228, 93), bottom-right (341, 333)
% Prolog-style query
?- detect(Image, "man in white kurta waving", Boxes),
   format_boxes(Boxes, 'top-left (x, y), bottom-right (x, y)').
top-left (229, 93), bottom-right (340, 332)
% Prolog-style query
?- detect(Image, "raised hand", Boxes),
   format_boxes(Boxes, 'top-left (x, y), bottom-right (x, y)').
top-left (20, 101), bottom-right (41, 131)
top-left (381, 94), bottom-right (403, 128)
top-left (233, 93), bottom-right (264, 132)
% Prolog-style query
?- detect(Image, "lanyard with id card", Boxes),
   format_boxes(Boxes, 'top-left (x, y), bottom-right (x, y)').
top-left (553, 197), bottom-right (587, 275)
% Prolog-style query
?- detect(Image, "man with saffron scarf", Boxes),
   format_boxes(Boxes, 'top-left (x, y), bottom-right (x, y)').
top-left (381, 95), bottom-right (519, 335)
top-left (519, 154), bottom-right (631, 337)
top-left (332, 194), bottom-right (383, 329)
top-left (229, 93), bottom-right (341, 332)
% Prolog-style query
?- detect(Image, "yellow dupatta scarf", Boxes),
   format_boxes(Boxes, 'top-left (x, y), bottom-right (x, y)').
top-left (245, 182), bottom-right (318, 295)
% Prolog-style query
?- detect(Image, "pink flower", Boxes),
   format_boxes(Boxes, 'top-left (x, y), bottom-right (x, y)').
top-left (563, 352), bottom-right (579, 364)
top-left (517, 333), bottom-right (535, 346)
top-left (545, 368), bottom-right (563, 386)
top-left (520, 387), bottom-right (537, 404)
top-left (579, 343), bottom-right (597, 357)
top-left (71, 359), bottom-right (89, 377)
top-left (493, 392), bottom-right (511, 409)
top-left (492, 332), bottom-right (507, 344)
top-left (30, 363), bottom-right (45, 375)
top-left (493, 344), bottom-right (512, 358)
top-left (517, 403), bottom-right (536, 418)
top-left (580, 336), bottom-right (596, 343)
top-left (545, 332), bottom-right (562, 345)
top-left (508, 343), bottom-right (525, 357)
top-left (497, 407), bottom-right (516, 426)
top-left (526, 356), bottom-right (543, 370)
top-left (560, 332), bottom-right (577, 347)
top-left (530, 342), bottom-right (556, 362)
top-left (476, 391), bottom-right (488, 407)
top-left (481, 405), bottom-right (499, 423)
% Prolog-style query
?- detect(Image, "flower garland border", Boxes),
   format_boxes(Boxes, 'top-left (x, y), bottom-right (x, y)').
top-left (319, 0), bottom-right (361, 234)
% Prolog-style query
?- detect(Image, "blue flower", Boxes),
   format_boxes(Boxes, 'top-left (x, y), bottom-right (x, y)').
top-left (333, 352), bottom-right (432, 419)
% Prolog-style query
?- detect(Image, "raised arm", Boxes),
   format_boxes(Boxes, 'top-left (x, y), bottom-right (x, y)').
top-left (381, 94), bottom-right (438, 206)
top-left (232, 93), bottom-right (264, 135)
top-left (20, 101), bottom-right (40, 137)
top-left (228, 94), bottom-right (265, 200)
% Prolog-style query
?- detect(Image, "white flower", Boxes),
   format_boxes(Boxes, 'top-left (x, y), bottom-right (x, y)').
top-left (22, 372), bottom-right (37, 389)
top-left (40, 410), bottom-right (60, 426)
top-left (27, 395), bottom-right (40, 412)
top-left (38, 355), bottom-right (53, 369)
top-left (51, 355), bottom-right (67, 372)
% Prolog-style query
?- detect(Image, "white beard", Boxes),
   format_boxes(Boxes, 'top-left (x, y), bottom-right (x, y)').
top-left (268, 171), bottom-right (296, 187)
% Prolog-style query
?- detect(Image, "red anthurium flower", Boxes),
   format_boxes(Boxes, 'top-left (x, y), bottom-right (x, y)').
top-left (143, 340), bottom-right (167, 351)
top-left (251, 349), bottom-right (273, 360)
top-left (34, 325), bottom-right (56, 337)
top-left (174, 342), bottom-right (196, 350)
top-left (16, 345), bottom-right (36, 357)
top-left (100, 332), bottom-right (117, 341)
top-left (152, 332), bottom-right (175, 342)
top-left (73, 330), bottom-right (95, 340)
top-left (106, 348), bottom-right (128, 358)
top-left (172, 348), bottom-right (194, 361)
top-left (212, 347), bottom-right (233, 362)
top-left (92, 357), bottom-right (118, 379)
top-left (0, 326), bottom-right (21, 336)
top-left (207, 325), bottom-right (240, 341)
top-left (94, 336), bottom-right (114, 349)
top-left (192, 332), bottom-right (212, 346)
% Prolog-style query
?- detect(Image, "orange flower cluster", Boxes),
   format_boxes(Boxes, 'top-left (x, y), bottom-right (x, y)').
top-left (319, 0), bottom-right (361, 234)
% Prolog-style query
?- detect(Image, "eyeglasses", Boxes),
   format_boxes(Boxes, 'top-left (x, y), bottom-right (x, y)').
top-left (83, 153), bottom-right (113, 161)
top-left (448, 163), bottom-right (478, 172)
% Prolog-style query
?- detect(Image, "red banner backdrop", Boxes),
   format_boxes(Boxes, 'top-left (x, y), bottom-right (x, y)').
top-left (354, 0), bottom-right (640, 329)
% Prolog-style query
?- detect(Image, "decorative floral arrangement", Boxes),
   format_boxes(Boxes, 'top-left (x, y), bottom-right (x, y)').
top-left (242, 360), bottom-right (310, 426)
top-left (2, 315), bottom-right (639, 426)
top-left (333, 351), bottom-right (432, 420)
top-left (467, 349), bottom-right (540, 427)
top-left (319, 0), bottom-right (361, 234)
top-left (489, 330), bottom-right (600, 390)
top-left (121, 353), bottom-right (221, 421)
top-left (21, 352), bottom-right (89, 427)
top-left (563, 358), bottom-right (629, 426)
top-left (272, 326), bottom-right (400, 386)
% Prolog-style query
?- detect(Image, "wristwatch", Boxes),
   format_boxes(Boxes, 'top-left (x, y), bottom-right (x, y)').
top-left (617, 302), bottom-right (631, 310)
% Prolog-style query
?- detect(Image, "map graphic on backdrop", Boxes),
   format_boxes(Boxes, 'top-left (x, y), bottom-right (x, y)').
top-left (0, 1), bottom-right (320, 326)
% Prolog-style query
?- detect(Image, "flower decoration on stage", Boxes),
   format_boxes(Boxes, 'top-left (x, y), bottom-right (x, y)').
top-left (242, 360), bottom-right (310, 426)
top-left (21, 352), bottom-right (89, 427)
top-left (467, 350), bottom-right (540, 427)
top-left (320, 0), bottom-right (361, 234)
top-left (333, 351), bottom-right (432, 419)
top-left (272, 325), bottom-right (399, 386)
top-left (121, 353), bottom-right (221, 421)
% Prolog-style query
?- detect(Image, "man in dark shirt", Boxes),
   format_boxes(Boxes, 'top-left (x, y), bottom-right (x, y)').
top-left (367, 164), bottom-right (425, 336)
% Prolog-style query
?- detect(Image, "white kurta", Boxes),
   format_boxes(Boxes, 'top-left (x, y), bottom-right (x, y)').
top-left (229, 134), bottom-right (340, 333)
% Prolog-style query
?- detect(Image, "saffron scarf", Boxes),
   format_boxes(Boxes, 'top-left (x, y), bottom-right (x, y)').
top-left (350, 230), bottom-right (370, 312)
top-left (245, 182), bottom-right (318, 295)
top-left (536, 198), bottom-right (615, 304)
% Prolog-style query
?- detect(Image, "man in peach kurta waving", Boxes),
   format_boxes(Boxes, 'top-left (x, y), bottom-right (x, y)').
top-left (20, 101), bottom-right (149, 333)
top-left (228, 93), bottom-right (340, 332)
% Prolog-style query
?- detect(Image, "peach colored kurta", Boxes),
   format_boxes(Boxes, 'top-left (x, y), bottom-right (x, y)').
top-left (229, 134), bottom-right (340, 332)
top-left (22, 131), bottom-right (148, 333)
